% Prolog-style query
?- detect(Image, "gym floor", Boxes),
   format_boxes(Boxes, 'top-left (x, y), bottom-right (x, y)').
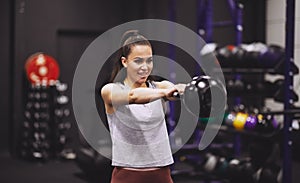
top-left (0, 151), bottom-right (196, 183)
top-left (1, 151), bottom-right (300, 183)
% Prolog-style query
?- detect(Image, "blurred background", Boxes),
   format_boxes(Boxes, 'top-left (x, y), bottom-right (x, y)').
top-left (0, 0), bottom-right (299, 183)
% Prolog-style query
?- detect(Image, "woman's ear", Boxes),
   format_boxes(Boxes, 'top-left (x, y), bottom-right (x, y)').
top-left (121, 56), bottom-right (127, 68)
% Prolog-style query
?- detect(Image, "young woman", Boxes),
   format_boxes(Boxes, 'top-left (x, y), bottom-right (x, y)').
top-left (101, 30), bottom-right (185, 183)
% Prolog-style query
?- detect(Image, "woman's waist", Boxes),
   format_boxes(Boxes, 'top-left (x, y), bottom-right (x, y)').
top-left (117, 166), bottom-right (169, 172)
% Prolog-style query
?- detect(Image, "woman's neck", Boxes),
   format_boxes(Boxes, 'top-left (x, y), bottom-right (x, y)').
top-left (124, 78), bottom-right (147, 89)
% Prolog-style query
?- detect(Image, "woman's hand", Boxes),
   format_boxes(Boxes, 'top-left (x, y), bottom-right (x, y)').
top-left (163, 86), bottom-right (179, 98)
top-left (174, 83), bottom-right (186, 95)
top-left (155, 81), bottom-right (186, 101)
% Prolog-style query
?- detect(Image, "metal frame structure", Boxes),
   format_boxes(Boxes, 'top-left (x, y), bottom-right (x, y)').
top-left (283, 0), bottom-right (295, 183)
top-left (197, 0), bottom-right (243, 45)
top-left (197, 0), bottom-right (245, 158)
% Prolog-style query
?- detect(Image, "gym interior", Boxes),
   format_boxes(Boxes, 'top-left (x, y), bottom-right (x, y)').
top-left (0, 0), bottom-right (300, 183)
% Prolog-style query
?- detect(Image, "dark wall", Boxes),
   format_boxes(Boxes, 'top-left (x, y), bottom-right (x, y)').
top-left (0, 0), bottom-right (266, 154)
top-left (212, 0), bottom-right (266, 45)
top-left (0, 0), bottom-right (13, 153)
top-left (12, 0), bottom-right (127, 155)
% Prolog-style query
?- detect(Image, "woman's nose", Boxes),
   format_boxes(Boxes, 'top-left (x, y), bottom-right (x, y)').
top-left (140, 62), bottom-right (148, 70)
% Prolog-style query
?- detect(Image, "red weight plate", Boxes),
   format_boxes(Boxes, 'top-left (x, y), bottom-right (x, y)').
top-left (25, 53), bottom-right (60, 85)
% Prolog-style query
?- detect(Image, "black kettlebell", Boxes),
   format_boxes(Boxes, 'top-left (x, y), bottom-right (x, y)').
top-left (260, 45), bottom-right (285, 68)
top-left (175, 75), bottom-right (227, 118)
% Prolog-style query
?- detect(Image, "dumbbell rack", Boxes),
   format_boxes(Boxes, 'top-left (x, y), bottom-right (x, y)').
top-left (18, 80), bottom-right (74, 161)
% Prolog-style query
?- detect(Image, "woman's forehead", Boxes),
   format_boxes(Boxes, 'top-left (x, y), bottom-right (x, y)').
top-left (129, 45), bottom-right (152, 57)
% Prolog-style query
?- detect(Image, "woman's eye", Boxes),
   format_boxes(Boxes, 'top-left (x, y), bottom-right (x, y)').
top-left (134, 59), bottom-right (143, 64)
top-left (133, 58), bottom-right (152, 64)
top-left (146, 58), bottom-right (153, 64)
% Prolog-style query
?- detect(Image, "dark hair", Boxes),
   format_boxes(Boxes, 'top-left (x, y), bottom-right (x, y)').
top-left (109, 30), bottom-right (152, 82)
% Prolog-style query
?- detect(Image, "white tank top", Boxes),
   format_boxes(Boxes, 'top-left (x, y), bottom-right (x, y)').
top-left (106, 82), bottom-right (174, 168)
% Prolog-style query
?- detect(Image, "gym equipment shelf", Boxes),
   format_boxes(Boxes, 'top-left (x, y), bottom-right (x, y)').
top-left (197, 1), bottom-right (297, 183)
top-left (219, 60), bottom-right (299, 75)
top-left (169, 0), bottom-right (297, 182)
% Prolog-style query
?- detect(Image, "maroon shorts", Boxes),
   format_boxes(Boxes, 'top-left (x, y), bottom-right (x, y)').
top-left (110, 166), bottom-right (173, 183)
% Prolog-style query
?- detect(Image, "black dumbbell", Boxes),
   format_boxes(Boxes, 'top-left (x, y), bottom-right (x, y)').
top-left (214, 157), bottom-right (229, 176)
top-left (57, 95), bottom-right (69, 105)
top-left (56, 82), bottom-right (68, 92)
top-left (254, 165), bottom-right (282, 183)
top-left (227, 158), bottom-right (255, 181)
top-left (202, 153), bottom-right (219, 173)
top-left (24, 111), bottom-right (31, 120)
top-left (57, 122), bottom-right (71, 135)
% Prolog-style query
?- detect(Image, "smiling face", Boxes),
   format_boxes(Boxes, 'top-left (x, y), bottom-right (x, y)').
top-left (121, 45), bottom-right (153, 86)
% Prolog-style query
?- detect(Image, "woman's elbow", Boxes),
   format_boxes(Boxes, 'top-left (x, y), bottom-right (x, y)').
top-left (128, 90), bottom-right (137, 104)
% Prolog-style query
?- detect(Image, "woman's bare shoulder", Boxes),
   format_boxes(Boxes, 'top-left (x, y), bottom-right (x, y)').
top-left (101, 83), bottom-right (122, 95)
